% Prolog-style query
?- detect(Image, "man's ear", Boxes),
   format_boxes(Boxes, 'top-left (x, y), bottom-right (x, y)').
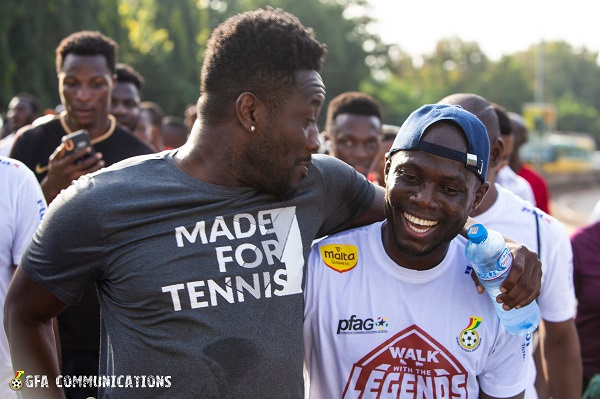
top-left (488, 137), bottom-right (504, 170)
top-left (384, 155), bottom-right (392, 180)
top-left (471, 181), bottom-right (490, 212)
top-left (235, 92), bottom-right (260, 133)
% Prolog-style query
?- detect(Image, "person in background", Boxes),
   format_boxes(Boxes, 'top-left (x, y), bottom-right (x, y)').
top-left (0, 155), bottom-right (47, 398)
top-left (322, 91), bottom-right (383, 178)
top-left (508, 112), bottom-right (552, 214)
top-left (440, 93), bottom-right (581, 399)
top-left (140, 101), bottom-right (165, 152)
top-left (161, 115), bottom-right (188, 149)
top-left (0, 94), bottom-right (41, 156)
top-left (8, 30), bottom-right (152, 399)
top-left (305, 104), bottom-right (528, 398)
top-left (493, 103), bottom-right (536, 206)
top-left (111, 63), bottom-right (144, 134)
top-left (184, 102), bottom-right (197, 132)
top-left (367, 123), bottom-right (399, 186)
top-left (571, 220), bottom-right (600, 398)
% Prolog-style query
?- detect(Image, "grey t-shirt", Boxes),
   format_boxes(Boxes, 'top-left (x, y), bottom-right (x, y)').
top-left (22, 150), bottom-right (375, 398)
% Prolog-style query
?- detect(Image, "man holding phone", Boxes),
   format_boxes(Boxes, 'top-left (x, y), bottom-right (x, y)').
top-left (8, 30), bottom-right (152, 399)
top-left (9, 31), bottom-right (152, 204)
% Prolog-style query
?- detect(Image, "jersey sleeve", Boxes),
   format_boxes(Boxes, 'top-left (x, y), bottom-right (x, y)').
top-left (312, 155), bottom-right (375, 238)
top-left (478, 326), bottom-right (528, 397)
top-left (20, 174), bottom-right (105, 305)
top-left (11, 164), bottom-right (47, 266)
top-left (8, 127), bottom-right (37, 171)
top-left (537, 219), bottom-right (577, 322)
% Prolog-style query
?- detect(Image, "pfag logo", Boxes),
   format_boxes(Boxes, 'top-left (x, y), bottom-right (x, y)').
top-left (320, 244), bottom-right (358, 273)
top-left (337, 315), bottom-right (389, 334)
top-left (342, 325), bottom-right (468, 398)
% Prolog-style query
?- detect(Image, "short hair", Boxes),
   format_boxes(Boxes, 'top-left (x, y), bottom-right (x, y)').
top-left (55, 31), bottom-right (118, 74)
top-left (199, 7), bottom-right (327, 125)
top-left (116, 63), bottom-right (145, 91)
top-left (325, 91), bottom-right (382, 137)
top-left (12, 93), bottom-right (41, 115)
top-left (492, 102), bottom-right (512, 136)
top-left (140, 101), bottom-right (164, 126)
top-left (381, 124), bottom-right (400, 142)
top-left (438, 93), bottom-right (500, 141)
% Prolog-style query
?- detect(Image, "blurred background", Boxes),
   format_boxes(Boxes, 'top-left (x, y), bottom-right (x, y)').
top-left (1, 0), bottom-right (599, 229)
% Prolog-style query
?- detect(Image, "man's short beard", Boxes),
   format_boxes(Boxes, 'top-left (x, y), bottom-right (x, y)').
top-left (235, 130), bottom-right (296, 200)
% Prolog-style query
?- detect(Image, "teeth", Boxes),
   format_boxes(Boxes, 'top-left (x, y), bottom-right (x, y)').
top-left (403, 212), bottom-right (438, 227)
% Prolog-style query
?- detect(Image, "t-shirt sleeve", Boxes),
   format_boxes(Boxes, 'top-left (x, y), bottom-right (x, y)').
top-left (537, 220), bottom-right (577, 322)
top-left (12, 166), bottom-right (47, 266)
top-left (8, 127), bottom-right (35, 169)
top-left (478, 326), bottom-right (528, 397)
top-left (21, 175), bottom-right (105, 305)
top-left (312, 155), bottom-right (375, 237)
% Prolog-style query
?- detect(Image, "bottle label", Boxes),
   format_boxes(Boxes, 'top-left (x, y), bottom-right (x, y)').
top-left (479, 247), bottom-right (513, 282)
top-left (497, 247), bottom-right (513, 269)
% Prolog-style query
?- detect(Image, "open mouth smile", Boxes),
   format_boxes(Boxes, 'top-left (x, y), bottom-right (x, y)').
top-left (403, 212), bottom-right (438, 234)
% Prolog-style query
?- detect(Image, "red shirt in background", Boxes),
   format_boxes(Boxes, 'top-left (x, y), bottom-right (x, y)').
top-left (518, 164), bottom-right (551, 214)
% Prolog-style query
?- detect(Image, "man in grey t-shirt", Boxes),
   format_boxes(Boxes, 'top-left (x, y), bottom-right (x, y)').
top-left (5, 8), bottom-right (542, 399)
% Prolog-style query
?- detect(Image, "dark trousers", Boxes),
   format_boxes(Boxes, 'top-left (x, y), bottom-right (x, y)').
top-left (61, 349), bottom-right (99, 399)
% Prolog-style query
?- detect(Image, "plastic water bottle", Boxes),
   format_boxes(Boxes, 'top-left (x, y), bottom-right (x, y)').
top-left (465, 224), bottom-right (541, 336)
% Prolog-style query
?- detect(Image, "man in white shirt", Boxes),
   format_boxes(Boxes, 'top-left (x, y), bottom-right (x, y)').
top-left (305, 104), bottom-right (528, 398)
top-left (439, 93), bottom-right (581, 399)
top-left (492, 103), bottom-right (536, 206)
top-left (0, 156), bottom-right (46, 397)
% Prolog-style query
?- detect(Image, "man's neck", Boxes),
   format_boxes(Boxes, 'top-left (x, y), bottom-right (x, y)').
top-left (62, 112), bottom-right (112, 140)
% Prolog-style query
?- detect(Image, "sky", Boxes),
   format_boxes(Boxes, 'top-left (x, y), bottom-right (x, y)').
top-left (364, 0), bottom-right (599, 61)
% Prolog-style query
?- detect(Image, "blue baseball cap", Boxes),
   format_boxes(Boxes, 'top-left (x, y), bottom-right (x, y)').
top-left (388, 104), bottom-right (490, 182)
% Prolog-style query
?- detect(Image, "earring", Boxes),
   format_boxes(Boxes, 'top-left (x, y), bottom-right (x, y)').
top-left (250, 126), bottom-right (256, 132)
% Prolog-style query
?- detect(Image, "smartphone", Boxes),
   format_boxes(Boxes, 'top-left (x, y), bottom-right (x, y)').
top-left (61, 130), bottom-right (95, 162)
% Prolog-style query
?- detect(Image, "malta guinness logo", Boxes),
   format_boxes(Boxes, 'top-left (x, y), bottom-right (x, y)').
top-left (320, 244), bottom-right (358, 273)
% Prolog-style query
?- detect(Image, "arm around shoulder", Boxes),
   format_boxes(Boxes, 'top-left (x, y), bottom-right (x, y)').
top-left (348, 184), bottom-right (385, 228)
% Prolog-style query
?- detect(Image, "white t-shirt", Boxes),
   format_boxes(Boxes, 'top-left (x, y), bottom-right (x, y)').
top-left (463, 184), bottom-right (576, 398)
top-left (304, 222), bottom-right (528, 399)
top-left (496, 165), bottom-right (536, 206)
top-left (0, 156), bottom-right (46, 398)
top-left (0, 133), bottom-right (15, 157)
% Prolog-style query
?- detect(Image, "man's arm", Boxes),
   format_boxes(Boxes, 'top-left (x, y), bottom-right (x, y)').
top-left (347, 185), bottom-right (385, 228)
top-left (539, 319), bottom-right (582, 398)
top-left (4, 266), bottom-right (67, 399)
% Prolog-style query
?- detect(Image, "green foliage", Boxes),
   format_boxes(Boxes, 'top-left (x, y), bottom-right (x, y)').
top-left (1, 0), bottom-right (600, 138)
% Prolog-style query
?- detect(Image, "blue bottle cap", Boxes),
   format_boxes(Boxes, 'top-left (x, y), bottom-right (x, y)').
top-left (467, 224), bottom-right (488, 243)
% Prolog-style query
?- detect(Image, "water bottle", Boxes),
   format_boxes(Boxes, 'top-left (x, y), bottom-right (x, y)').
top-left (465, 224), bottom-right (541, 336)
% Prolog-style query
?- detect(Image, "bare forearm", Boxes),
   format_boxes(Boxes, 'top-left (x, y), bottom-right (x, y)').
top-left (541, 320), bottom-right (582, 398)
top-left (6, 316), bottom-right (65, 398)
top-left (4, 267), bottom-right (68, 398)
